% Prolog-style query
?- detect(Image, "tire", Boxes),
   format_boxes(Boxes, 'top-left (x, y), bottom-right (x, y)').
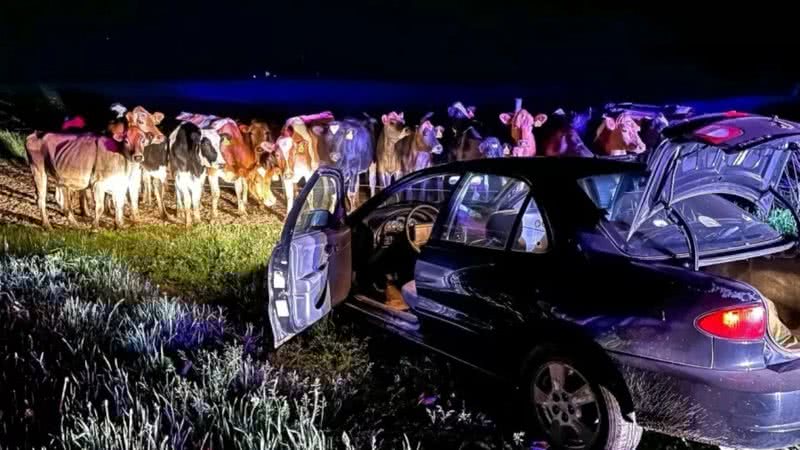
top-left (522, 347), bottom-right (643, 450)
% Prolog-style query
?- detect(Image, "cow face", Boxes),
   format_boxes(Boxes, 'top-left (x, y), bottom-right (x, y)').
top-left (499, 109), bottom-right (547, 157)
top-left (418, 118), bottom-right (443, 155)
top-left (249, 142), bottom-right (284, 207)
top-left (240, 120), bottom-right (273, 154)
top-left (479, 137), bottom-right (504, 158)
top-left (125, 106), bottom-right (165, 144)
top-left (199, 129), bottom-right (223, 167)
top-left (122, 125), bottom-right (151, 162)
top-left (596, 114), bottom-right (646, 155)
top-left (447, 102), bottom-right (476, 121)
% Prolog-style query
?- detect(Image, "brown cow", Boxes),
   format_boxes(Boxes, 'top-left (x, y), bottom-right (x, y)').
top-left (593, 113), bottom-right (646, 156)
top-left (26, 124), bottom-right (152, 230)
top-left (207, 118), bottom-right (261, 216)
top-left (275, 112), bottom-right (335, 211)
top-left (397, 113), bottom-right (444, 174)
top-left (369, 111), bottom-right (410, 196)
top-left (498, 109), bottom-right (547, 157)
top-left (248, 142), bottom-right (285, 208)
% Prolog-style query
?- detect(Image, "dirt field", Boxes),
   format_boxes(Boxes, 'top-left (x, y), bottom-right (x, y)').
top-left (0, 158), bottom-right (293, 229)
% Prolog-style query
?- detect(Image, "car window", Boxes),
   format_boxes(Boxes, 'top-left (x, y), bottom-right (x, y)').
top-left (511, 197), bottom-right (549, 253)
top-left (380, 173), bottom-right (461, 209)
top-left (440, 173), bottom-right (530, 250)
top-left (294, 174), bottom-right (339, 235)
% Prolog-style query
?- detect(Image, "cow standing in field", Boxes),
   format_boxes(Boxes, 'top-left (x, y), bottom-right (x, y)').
top-left (25, 122), bottom-right (153, 230)
top-left (397, 112), bottom-right (444, 175)
top-left (169, 122), bottom-right (223, 226)
top-left (369, 111), bottom-right (409, 196)
top-left (312, 117), bottom-right (377, 211)
top-left (498, 109), bottom-right (547, 157)
top-left (593, 113), bottom-right (647, 157)
top-left (107, 104), bottom-right (169, 221)
top-left (207, 118), bottom-right (264, 216)
top-left (239, 119), bottom-right (284, 209)
top-left (276, 112), bottom-right (335, 211)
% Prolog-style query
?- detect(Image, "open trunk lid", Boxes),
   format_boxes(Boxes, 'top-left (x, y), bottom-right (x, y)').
top-left (628, 115), bottom-right (800, 243)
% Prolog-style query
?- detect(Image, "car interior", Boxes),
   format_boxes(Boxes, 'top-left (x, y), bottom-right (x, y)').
top-left (351, 172), bottom-right (547, 325)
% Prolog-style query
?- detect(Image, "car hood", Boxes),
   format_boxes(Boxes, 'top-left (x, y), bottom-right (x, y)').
top-left (627, 126), bottom-right (800, 241)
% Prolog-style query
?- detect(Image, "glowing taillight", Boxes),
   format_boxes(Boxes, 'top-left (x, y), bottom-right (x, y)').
top-left (696, 304), bottom-right (765, 341)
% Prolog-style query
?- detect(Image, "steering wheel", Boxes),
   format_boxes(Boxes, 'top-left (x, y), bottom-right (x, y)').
top-left (406, 204), bottom-right (439, 253)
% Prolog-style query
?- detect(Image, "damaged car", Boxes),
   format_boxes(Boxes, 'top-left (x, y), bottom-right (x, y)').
top-left (266, 112), bottom-right (800, 450)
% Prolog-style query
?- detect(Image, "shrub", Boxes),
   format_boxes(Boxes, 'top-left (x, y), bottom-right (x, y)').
top-left (0, 129), bottom-right (27, 161)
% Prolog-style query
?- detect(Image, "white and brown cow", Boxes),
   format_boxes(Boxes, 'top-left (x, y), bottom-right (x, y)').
top-left (593, 113), bottom-right (646, 156)
top-left (276, 111), bottom-right (335, 211)
top-left (26, 124), bottom-right (153, 230)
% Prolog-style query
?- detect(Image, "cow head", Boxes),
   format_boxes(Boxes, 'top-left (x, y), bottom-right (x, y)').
top-left (116, 124), bottom-right (152, 163)
top-left (239, 120), bottom-right (273, 154)
top-left (417, 113), bottom-right (443, 155)
top-left (249, 141), bottom-right (284, 207)
top-left (447, 102), bottom-right (476, 120)
top-left (125, 106), bottom-right (165, 144)
top-left (595, 113), bottom-right (646, 155)
top-left (479, 137), bottom-right (504, 159)
top-left (499, 109), bottom-right (547, 157)
top-left (199, 129), bottom-right (224, 167)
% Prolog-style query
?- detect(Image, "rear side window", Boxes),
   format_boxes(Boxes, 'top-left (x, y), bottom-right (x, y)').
top-left (440, 173), bottom-right (547, 252)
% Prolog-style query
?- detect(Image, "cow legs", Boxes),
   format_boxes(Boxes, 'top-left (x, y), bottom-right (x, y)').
top-left (153, 177), bottom-right (167, 220)
top-left (283, 177), bottom-right (295, 212)
top-left (128, 164), bottom-right (142, 224)
top-left (60, 187), bottom-right (78, 226)
top-left (112, 189), bottom-right (126, 230)
top-left (190, 182), bottom-right (202, 224)
top-left (80, 189), bottom-right (91, 217)
top-left (142, 171), bottom-right (153, 207)
top-left (368, 162), bottom-right (377, 197)
top-left (348, 175), bottom-right (359, 212)
top-left (208, 172), bottom-right (220, 219)
top-left (92, 186), bottom-right (105, 230)
top-left (234, 178), bottom-right (248, 216)
top-left (31, 167), bottom-right (51, 230)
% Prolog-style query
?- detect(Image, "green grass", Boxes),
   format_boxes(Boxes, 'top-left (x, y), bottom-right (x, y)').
top-left (0, 129), bottom-right (27, 161)
top-left (1, 223), bottom-right (281, 303)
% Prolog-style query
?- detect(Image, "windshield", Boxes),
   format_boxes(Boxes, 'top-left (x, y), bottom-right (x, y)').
top-left (579, 171), bottom-right (784, 258)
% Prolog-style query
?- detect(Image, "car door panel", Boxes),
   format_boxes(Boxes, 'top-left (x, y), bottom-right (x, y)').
top-left (268, 168), bottom-right (350, 348)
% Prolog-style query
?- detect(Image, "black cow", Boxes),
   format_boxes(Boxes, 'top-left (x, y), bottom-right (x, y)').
top-left (313, 117), bottom-right (377, 211)
top-left (168, 122), bottom-right (220, 226)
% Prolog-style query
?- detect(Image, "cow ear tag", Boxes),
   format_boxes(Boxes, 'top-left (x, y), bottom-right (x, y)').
top-left (345, 129), bottom-right (354, 140)
top-left (222, 136), bottom-right (231, 145)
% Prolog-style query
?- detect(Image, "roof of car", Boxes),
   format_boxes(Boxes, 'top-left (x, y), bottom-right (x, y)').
top-left (663, 112), bottom-right (800, 149)
top-left (429, 156), bottom-right (647, 180)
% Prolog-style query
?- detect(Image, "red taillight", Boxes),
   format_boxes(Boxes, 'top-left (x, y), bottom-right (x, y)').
top-left (696, 304), bottom-right (766, 341)
top-left (723, 110), bottom-right (750, 118)
top-left (694, 124), bottom-right (744, 145)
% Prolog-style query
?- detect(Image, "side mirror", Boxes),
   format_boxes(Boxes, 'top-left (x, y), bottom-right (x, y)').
top-left (308, 209), bottom-right (332, 230)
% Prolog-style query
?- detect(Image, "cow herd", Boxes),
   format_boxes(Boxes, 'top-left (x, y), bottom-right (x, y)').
top-left (22, 100), bottom-right (673, 230)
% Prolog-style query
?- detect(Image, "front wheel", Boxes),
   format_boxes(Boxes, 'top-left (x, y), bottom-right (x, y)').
top-left (525, 351), bottom-right (642, 450)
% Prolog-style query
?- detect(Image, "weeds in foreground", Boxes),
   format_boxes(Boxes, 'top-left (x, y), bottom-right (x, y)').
top-left (0, 129), bottom-right (27, 161)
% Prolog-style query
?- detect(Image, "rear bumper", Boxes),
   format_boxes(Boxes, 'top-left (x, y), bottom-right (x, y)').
top-left (610, 352), bottom-right (800, 449)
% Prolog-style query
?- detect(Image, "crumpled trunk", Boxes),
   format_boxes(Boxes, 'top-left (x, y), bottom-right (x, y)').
top-left (705, 256), bottom-right (800, 351)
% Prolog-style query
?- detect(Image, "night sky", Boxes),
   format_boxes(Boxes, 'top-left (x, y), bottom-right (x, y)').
top-left (1, 0), bottom-right (798, 96)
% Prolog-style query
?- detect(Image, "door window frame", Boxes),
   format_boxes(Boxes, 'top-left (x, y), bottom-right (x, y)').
top-left (429, 171), bottom-right (553, 253)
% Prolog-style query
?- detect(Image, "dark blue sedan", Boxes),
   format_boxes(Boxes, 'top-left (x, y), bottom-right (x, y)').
top-left (267, 113), bottom-right (800, 449)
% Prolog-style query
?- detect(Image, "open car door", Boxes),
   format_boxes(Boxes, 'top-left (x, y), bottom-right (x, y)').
top-left (267, 168), bottom-right (352, 347)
